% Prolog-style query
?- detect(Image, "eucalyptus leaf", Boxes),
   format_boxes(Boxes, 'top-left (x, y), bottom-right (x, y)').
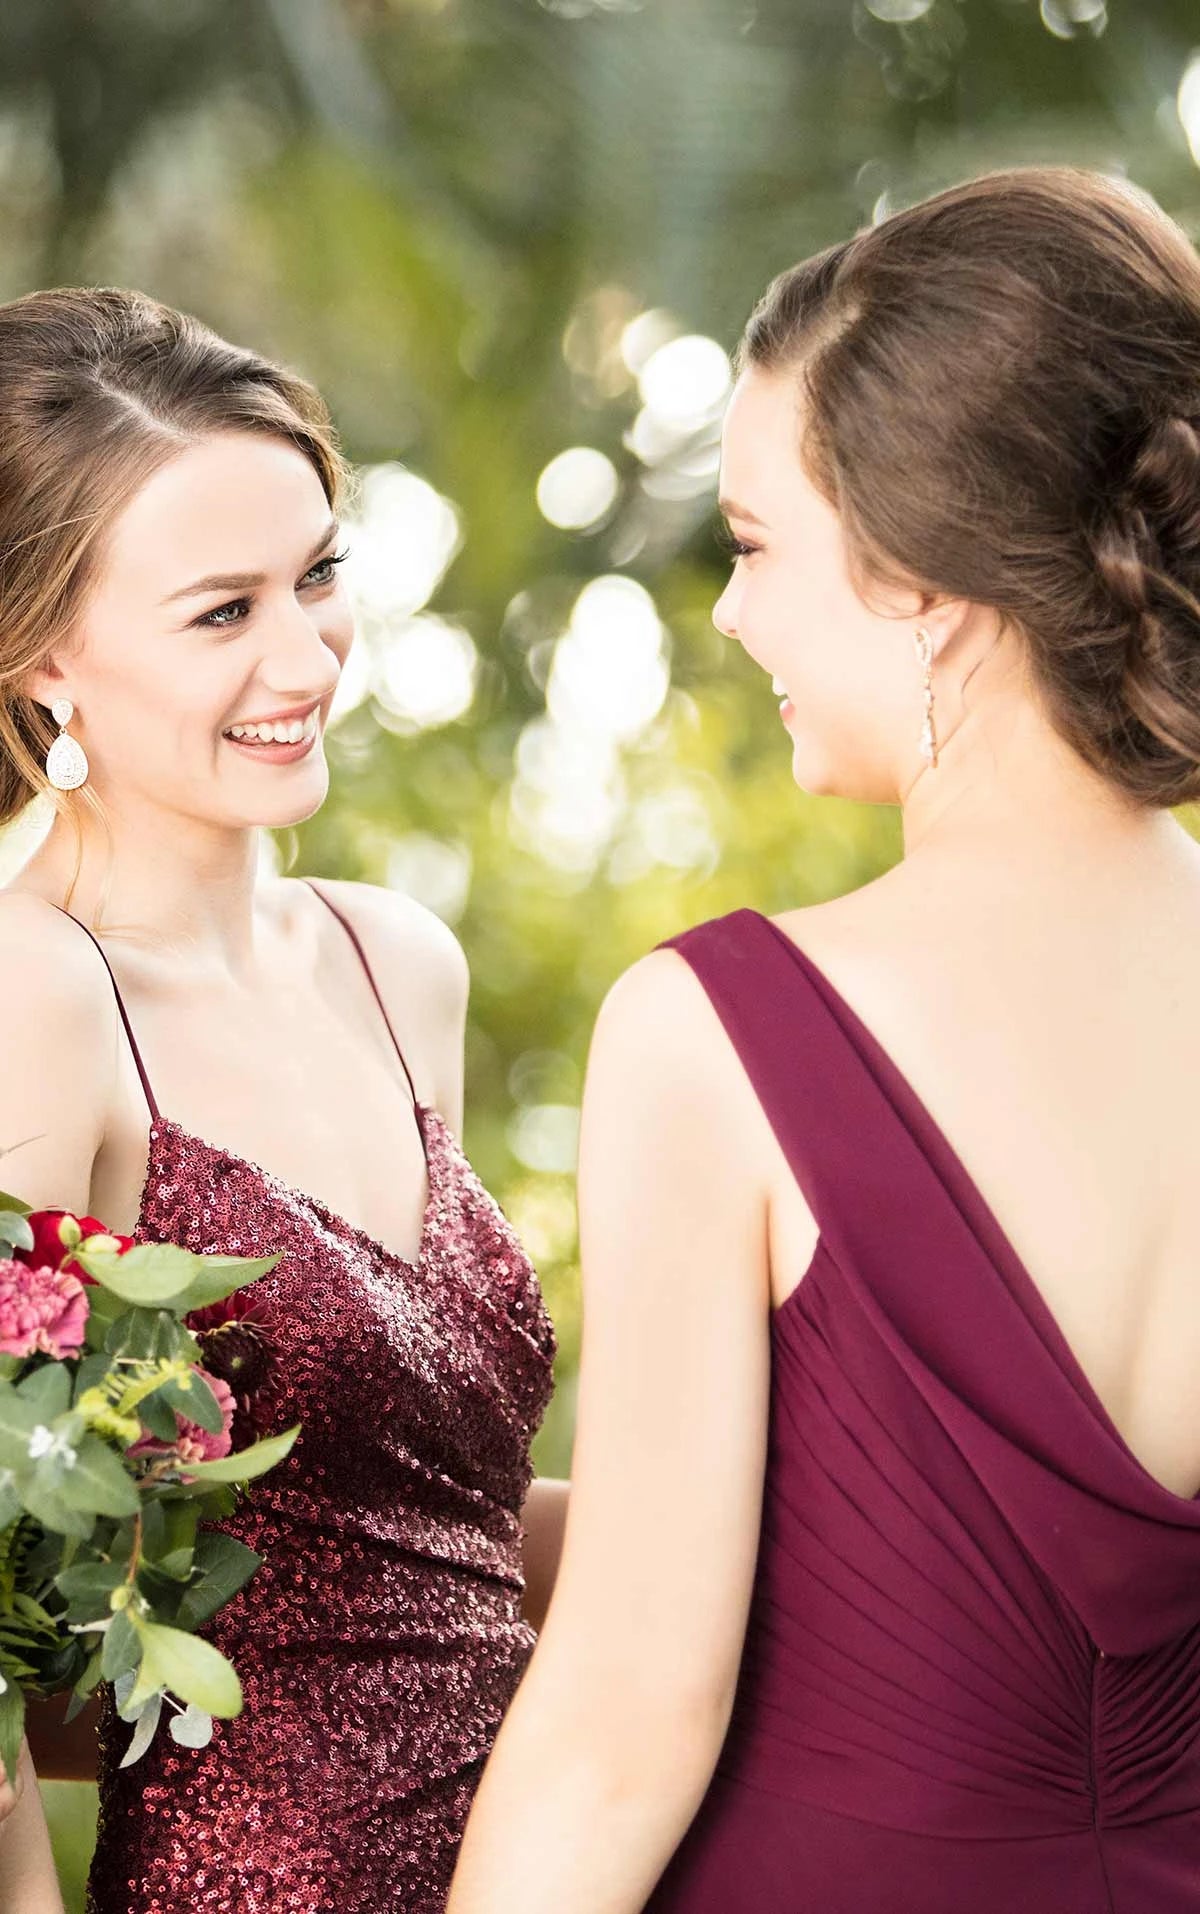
top-left (126, 1618), bottom-right (242, 1718)
top-left (136, 1391), bottom-right (179, 1444)
top-left (158, 1369), bottom-right (224, 1435)
top-left (168, 1701), bottom-right (213, 1750)
top-left (0, 1679), bottom-right (25, 1793)
top-left (71, 1352), bottom-right (114, 1402)
top-left (16, 1363), bottom-right (73, 1420)
top-left (56, 1559), bottom-right (127, 1609)
top-left (118, 1687), bottom-right (164, 1766)
top-left (21, 1473), bottom-right (95, 1541)
top-left (175, 1534), bottom-right (261, 1631)
top-left (54, 1434), bottom-right (140, 1519)
top-left (0, 1191), bottom-right (31, 1216)
top-left (0, 1380), bottom-right (38, 1473)
top-left (0, 1211), bottom-right (34, 1254)
top-left (177, 1424), bottom-right (299, 1486)
top-left (0, 1474), bottom-right (20, 1530)
top-left (75, 1243), bottom-right (205, 1307)
top-left (101, 1609), bottom-right (140, 1684)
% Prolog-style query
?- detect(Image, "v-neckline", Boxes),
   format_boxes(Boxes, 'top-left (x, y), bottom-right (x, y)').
top-left (749, 908), bottom-right (1200, 1511)
top-left (134, 1102), bottom-right (442, 1278)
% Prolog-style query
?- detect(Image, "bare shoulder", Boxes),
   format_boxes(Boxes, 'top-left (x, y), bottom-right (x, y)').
top-left (0, 889), bottom-right (121, 1028)
top-left (587, 948), bottom-right (769, 1182)
top-left (300, 877), bottom-right (469, 1013)
top-left (0, 890), bottom-right (119, 1205)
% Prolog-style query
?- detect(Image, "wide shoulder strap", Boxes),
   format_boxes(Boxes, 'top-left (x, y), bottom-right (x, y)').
top-left (660, 908), bottom-right (926, 1255)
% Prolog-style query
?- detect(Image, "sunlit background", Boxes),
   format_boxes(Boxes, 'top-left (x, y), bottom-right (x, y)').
top-left (4, 0), bottom-right (1200, 1897)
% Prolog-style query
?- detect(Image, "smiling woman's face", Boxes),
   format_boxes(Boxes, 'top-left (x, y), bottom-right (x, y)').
top-left (33, 429), bottom-right (353, 833)
top-left (714, 365), bottom-right (929, 804)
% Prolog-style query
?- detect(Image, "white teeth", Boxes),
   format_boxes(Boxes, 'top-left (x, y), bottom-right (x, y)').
top-left (226, 710), bottom-right (319, 745)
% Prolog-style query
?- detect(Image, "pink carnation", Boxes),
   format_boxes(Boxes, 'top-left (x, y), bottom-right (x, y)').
top-left (0, 1259), bottom-right (89, 1359)
top-left (130, 1368), bottom-right (236, 1469)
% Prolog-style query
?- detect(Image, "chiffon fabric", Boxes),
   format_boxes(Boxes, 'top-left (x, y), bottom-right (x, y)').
top-left (645, 908), bottom-right (1200, 1914)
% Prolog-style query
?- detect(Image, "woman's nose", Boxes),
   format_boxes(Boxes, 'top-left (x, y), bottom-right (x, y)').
top-left (712, 575), bottom-right (738, 640)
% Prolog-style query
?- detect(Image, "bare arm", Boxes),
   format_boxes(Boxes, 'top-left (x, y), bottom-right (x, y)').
top-left (0, 897), bottom-right (117, 1836)
top-left (0, 1743), bottom-right (65, 1913)
top-left (520, 1477), bottom-right (568, 1632)
top-left (447, 952), bottom-right (772, 1913)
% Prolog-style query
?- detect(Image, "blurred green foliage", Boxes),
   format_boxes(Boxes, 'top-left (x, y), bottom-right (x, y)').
top-left (7, 0), bottom-right (1200, 1900)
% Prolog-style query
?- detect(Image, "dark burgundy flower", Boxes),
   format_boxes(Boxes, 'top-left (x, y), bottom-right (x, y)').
top-left (188, 1290), bottom-right (283, 1438)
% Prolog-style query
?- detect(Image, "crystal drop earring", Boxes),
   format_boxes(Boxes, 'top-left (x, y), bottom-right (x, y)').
top-left (45, 697), bottom-right (90, 791)
top-left (913, 626), bottom-right (939, 769)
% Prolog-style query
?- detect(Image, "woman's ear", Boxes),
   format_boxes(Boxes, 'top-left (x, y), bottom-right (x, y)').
top-left (21, 657), bottom-right (69, 712)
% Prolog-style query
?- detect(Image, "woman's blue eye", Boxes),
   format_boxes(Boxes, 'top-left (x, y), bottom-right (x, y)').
top-left (194, 549), bottom-right (348, 631)
top-left (199, 599), bottom-right (250, 630)
top-left (303, 548), bottom-right (349, 587)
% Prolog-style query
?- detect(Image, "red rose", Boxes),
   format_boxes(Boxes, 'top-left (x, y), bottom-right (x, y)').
top-left (18, 1209), bottom-right (135, 1286)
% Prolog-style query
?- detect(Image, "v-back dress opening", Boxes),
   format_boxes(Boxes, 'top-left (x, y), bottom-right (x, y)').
top-left (645, 908), bottom-right (1200, 1914)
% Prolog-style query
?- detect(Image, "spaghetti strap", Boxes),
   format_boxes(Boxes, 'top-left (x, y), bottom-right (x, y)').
top-left (46, 904), bottom-right (160, 1124)
top-left (303, 880), bottom-right (422, 1113)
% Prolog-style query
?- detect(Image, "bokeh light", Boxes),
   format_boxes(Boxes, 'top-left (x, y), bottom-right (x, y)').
top-left (536, 446), bottom-right (620, 530)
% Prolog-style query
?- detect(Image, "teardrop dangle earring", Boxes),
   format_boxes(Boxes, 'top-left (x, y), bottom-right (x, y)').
top-left (913, 626), bottom-right (939, 769)
top-left (45, 698), bottom-right (89, 792)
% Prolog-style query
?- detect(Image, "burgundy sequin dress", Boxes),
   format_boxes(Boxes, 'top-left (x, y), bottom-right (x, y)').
top-left (646, 910), bottom-right (1200, 1914)
top-left (63, 883), bottom-right (555, 1914)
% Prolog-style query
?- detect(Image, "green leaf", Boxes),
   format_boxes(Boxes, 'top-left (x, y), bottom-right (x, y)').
top-left (137, 1393), bottom-right (179, 1444)
top-left (77, 1246), bottom-right (280, 1315)
top-left (84, 1286), bottom-right (125, 1353)
top-left (16, 1363), bottom-right (72, 1421)
top-left (177, 1425), bottom-right (299, 1486)
top-left (0, 1211), bottom-right (33, 1254)
top-left (76, 1243), bottom-right (205, 1307)
top-left (158, 1370), bottom-right (224, 1435)
top-left (68, 1647), bottom-right (104, 1707)
top-left (105, 1308), bottom-right (197, 1366)
top-left (71, 1352), bottom-right (114, 1403)
top-left (21, 1470), bottom-right (95, 1541)
top-left (175, 1535), bottom-right (261, 1632)
top-left (0, 1192), bottom-right (31, 1217)
top-left (0, 1680), bottom-right (26, 1791)
top-left (180, 1254), bottom-right (281, 1312)
top-left (126, 1618), bottom-right (242, 1718)
top-left (0, 1475), bottom-right (20, 1531)
top-left (100, 1609), bottom-right (140, 1684)
top-left (0, 1381), bottom-right (38, 1473)
top-left (54, 1435), bottom-right (140, 1519)
top-left (56, 1559), bottom-right (127, 1610)
top-left (140, 1500), bottom-right (197, 1572)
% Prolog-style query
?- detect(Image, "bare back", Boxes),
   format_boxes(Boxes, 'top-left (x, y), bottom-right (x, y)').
top-left (747, 850), bottom-right (1200, 1501)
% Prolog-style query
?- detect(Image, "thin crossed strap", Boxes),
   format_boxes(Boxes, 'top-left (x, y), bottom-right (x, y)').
top-left (302, 879), bottom-right (422, 1111)
top-left (47, 904), bottom-right (161, 1123)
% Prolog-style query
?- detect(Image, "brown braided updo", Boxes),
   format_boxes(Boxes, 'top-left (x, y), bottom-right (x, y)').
top-left (740, 166), bottom-right (1200, 807)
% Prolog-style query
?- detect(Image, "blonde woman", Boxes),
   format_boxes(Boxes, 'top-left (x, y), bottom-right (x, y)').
top-left (0, 288), bottom-right (561, 1913)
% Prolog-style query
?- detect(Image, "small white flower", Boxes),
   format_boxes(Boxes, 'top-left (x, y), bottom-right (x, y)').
top-left (0, 1671), bottom-right (8, 1696)
top-left (27, 1425), bottom-right (78, 1468)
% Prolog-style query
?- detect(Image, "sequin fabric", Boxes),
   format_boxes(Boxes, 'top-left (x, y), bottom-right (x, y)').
top-left (86, 1104), bottom-right (556, 1914)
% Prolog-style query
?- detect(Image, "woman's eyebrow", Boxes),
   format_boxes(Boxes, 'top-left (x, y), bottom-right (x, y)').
top-left (161, 518), bottom-right (340, 603)
top-left (717, 497), bottom-right (767, 527)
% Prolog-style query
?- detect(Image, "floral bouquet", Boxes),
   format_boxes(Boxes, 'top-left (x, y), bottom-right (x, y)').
top-left (0, 1182), bottom-right (297, 1785)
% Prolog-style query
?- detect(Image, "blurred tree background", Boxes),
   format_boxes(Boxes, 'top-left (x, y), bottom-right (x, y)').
top-left (3, 0), bottom-right (1200, 1899)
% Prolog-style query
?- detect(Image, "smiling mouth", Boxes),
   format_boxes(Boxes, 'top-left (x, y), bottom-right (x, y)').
top-left (223, 707), bottom-right (321, 747)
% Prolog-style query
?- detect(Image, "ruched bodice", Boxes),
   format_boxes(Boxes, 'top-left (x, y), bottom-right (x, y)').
top-left (646, 909), bottom-right (1200, 1914)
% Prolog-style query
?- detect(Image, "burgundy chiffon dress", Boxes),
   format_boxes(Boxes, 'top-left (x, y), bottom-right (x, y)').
top-left (646, 909), bottom-right (1200, 1914)
top-left (62, 882), bottom-right (555, 1914)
